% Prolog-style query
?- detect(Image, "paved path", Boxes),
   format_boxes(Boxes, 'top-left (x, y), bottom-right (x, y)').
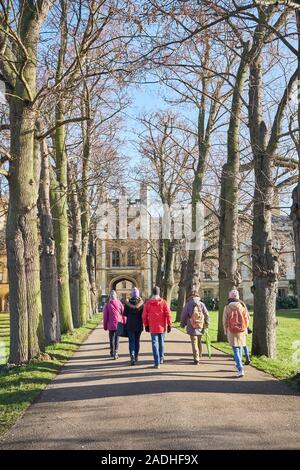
top-left (1, 323), bottom-right (300, 450)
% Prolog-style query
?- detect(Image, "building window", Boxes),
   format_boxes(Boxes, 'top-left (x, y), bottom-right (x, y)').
top-left (127, 250), bottom-right (135, 267)
top-left (203, 289), bottom-right (213, 298)
top-left (278, 288), bottom-right (287, 298)
top-left (112, 250), bottom-right (120, 267)
top-left (204, 272), bottom-right (211, 280)
top-left (122, 281), bottom-right (126, 289)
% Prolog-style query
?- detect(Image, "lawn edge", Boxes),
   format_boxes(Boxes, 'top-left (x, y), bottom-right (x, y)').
top-left (0, 315), bottom-right (102, 439)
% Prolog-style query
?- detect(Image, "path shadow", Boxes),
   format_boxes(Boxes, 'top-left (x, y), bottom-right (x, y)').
top-left (6, 375), bottom-right (295, 406)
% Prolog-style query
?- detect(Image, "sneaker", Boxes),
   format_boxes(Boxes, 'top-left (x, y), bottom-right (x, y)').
top-left (193, 360), bottom-right (199, 365)
top-left (154, 364), bottom-right (160, 369)
top-left (245, 357), bottom-right (251, 365)
top-left (110, 350), bottom-right (113, 358)
top-left (237, 369), bottom-right (245, 378)
top-left (135, 355), bottom-right (139, 362)
top-left (160, 357), bottom-right (164, 364)
top-left (114, 353), bottom-right (119, 360)
top-left (130, 356), bottom-right (135, 366)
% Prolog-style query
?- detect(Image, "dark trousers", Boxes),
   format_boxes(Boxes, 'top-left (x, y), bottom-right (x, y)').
top-left (128, 330), bottom-right (142, 358)
top-left (109, 330), bottom-right (119, 355)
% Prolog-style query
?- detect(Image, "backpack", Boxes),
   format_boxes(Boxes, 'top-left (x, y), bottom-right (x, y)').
top-left (190, 303), bottom-right (205, 330)
top-left (227, 305), bottom-right (247, 334)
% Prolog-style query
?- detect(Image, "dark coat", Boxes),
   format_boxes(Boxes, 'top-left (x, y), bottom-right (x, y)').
top-left (124, 298), bottom-right (144, 333)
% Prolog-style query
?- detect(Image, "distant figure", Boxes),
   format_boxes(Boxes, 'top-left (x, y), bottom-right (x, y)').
top-left (180, 290), bottom-right (209, 364)
top-left (142, 286), bottom-right (172, 369)
top-left (124, 287), bottom-right (144, 366)
top-left (223, 289), bottom-right (250, 378)
top-left (103, 290), bottom-right (124, 360)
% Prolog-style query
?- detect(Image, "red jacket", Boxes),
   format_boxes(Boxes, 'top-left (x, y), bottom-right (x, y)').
top-left (142, 298), bottom-right (172, 334)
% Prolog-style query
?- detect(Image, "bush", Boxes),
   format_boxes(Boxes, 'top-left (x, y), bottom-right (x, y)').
top-left (276, 295), bottom-right (298, 309)
top-left (171, 298), bottom-right (178, 310)
top-left (202, 297), bottom-right (219, 311)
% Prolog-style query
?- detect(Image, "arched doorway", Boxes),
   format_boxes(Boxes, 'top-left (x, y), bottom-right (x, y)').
top-left (109, 275), bottom-right (137, 303)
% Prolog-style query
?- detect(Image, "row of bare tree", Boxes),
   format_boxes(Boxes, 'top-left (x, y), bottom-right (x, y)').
top-left (0, 0), bottom-right (134, 364)
top-left (1, 1), bottom-right (300, 364)
top-left (134, 1), bottom-right (300, 359)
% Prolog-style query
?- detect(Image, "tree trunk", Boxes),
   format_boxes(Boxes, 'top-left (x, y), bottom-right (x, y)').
top-left (155, 239), bottom-right (164, 288)
top-left (218, 43), bottom-right (249, 341)
top-left (68, 167), bottom-right (82, 328)
top-left (87, 230), bottom-right (98, 315)
top-left (185, 104), bottom-right (209, 295)
top-left (176, 259), bottom-right (187, 322)
top-left (79, 89), bottom-right (92, 324)
top-left (162, 239), bottom-right (175, 304)
top-left (249, 58), bottom-right (278, 358)
top-left (291, 11), bottom-right (300, 308)
top-left (51, 0), bottom-right (73, 333)
top-left (38, 131), bottom-right (61, 345)
top-left (6, 7), bottom-right (51, 364)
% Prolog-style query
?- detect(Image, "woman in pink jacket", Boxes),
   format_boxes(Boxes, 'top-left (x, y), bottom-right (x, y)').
top-left (103, 290), bottom-right (124, 359)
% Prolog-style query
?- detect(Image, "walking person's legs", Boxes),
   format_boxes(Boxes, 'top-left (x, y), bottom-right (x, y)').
top-left (243, 345), bottom-right (251, 365)
top-left (114, 332), bottom-right (119, 359)
top-left (232, 346), bottom-right (244, 376)
top-left (151, 334), bottom-right (160, 368)
top-left (198, 335), bottom-right (202, 358)
top-left (134, 332), bottom-right (141, 361)
top-left (109, 331), bottom-right (115, 357)
top-left (158, 333), bottom-right (165, 363)
top-left (127, 331), bottom-right (136, 365)
top-left (190, 335), bottom-right (200, 363)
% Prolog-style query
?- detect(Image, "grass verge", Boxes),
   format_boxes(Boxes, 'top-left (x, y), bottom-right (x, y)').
top-left (0, 314), bottom-right (101, 437)
top-left (173, 309), bottom-right (300, 388)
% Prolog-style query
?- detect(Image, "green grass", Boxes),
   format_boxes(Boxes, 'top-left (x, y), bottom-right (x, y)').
top-left (0, 314), bottom-right (101, 437)
top-left (173, 310), bottom-right (300, 387)
top-left (0, 313), bottom-right (9, 366)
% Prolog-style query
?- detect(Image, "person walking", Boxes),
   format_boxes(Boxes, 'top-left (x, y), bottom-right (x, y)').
top-left (142, 286), bottom-right (172, 369)
top-left (103, 290), bottom-right (124, 359)
top-left (223, 289), bottom-right (250, 377)
top-left (124, 287), bottom-right (144, 366)
top-left (180, 290), bottom-right (210, 364)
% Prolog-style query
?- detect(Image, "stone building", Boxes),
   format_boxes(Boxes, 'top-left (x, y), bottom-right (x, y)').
top-left (196, 213), bottom-right (295, 306)
top-left (95, 184), bottom-right (153, 306)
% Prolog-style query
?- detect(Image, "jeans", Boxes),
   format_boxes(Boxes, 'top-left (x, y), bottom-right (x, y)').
top-left (151, 333), bottom-right (165, 366)
top-left (243, 345), bottom-right (250, 360)
top-left (232, 346), bottom-right (243, 371)
top-left (109, 330), bottom-right (119, 355)
top-left (128, 331), bottom-right (141, 358)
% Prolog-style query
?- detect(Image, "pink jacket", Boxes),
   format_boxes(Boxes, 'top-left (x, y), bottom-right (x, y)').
top-left (103, 299), bottom-right (124, 331)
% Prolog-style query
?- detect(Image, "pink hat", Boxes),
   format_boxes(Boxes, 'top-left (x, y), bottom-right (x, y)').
top-left (229, 289), bottom-right (239, 300)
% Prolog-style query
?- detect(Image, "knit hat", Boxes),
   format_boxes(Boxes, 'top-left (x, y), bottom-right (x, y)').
top-left (109, 290), bottom-right (117, 300)
top-left (131, 287), bottom-right (140, 298)
top-left (228, 289), bottom-right (239, 300)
